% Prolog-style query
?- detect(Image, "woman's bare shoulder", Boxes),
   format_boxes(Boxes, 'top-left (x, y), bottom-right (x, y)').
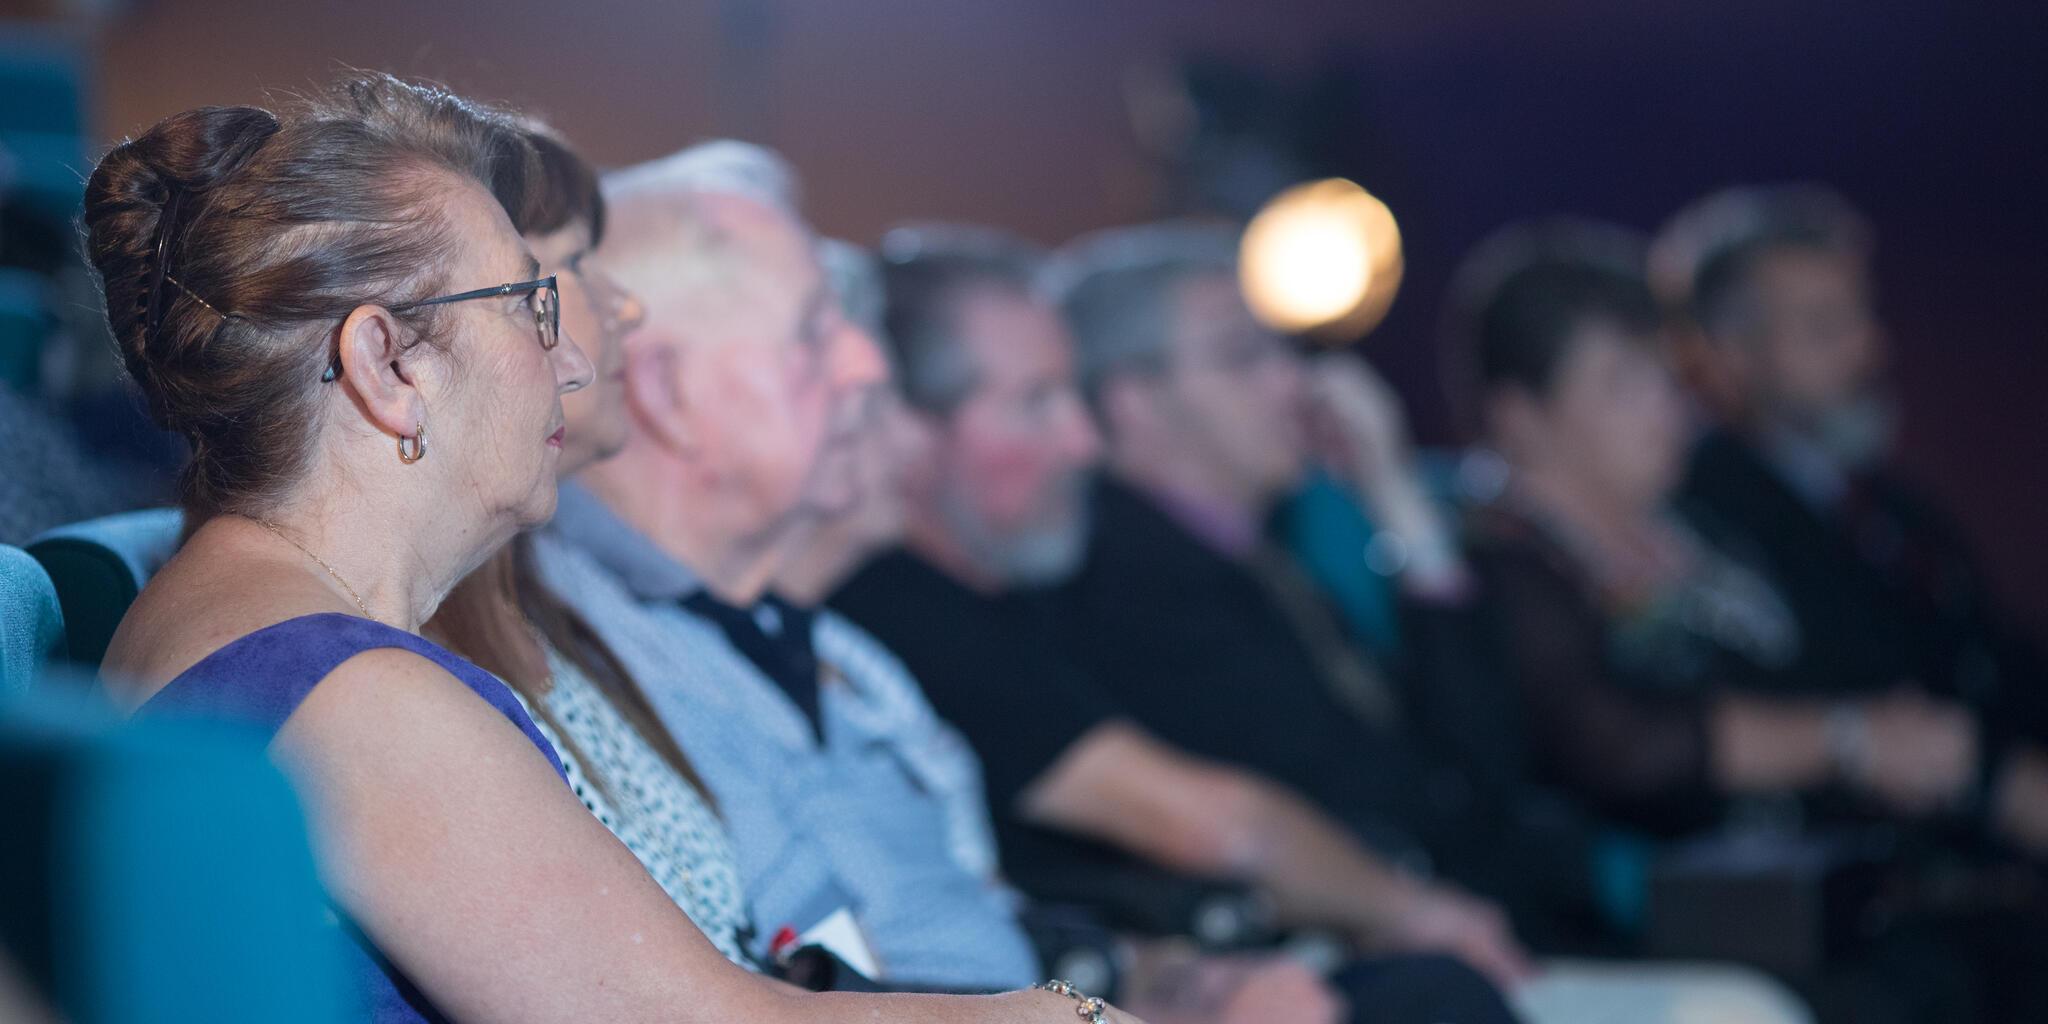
top-left (101, 538), bottom-right (362, 709)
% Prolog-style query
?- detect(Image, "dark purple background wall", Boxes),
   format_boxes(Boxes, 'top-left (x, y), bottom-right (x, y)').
top-left (70, 0), bottom-right (2048, 634)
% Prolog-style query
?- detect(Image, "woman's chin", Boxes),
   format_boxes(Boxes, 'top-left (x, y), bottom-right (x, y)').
top-left (513, 478), bottom-right (562, 529)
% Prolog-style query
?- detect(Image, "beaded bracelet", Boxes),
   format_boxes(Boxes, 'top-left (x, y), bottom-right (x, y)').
top-left (1036, 979), bottom-right (1110, 1024)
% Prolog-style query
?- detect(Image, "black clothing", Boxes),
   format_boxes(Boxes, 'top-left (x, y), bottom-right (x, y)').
top-left (1052, 478), bottom-right (1601, 945)
top-left (682, 592), bottom-right (825, 741)
top-left (1680, 430), bottom-right (2043, 716)
top-left (834, 551), bottom-right (1116, 818)
top-left (1680, 428), bottom-right (2048, 815)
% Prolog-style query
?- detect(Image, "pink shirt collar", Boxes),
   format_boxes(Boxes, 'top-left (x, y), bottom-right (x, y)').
top-left (1141, 482), bottom-right (1264, 560)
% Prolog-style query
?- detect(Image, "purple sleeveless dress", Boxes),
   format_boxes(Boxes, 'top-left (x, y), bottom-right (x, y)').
top-left (138, 613), bottom-right (568, 1023)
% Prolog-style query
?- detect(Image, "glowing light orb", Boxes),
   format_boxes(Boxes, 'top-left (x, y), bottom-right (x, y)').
top-left (1239, 178), bottom-right (1403, 342)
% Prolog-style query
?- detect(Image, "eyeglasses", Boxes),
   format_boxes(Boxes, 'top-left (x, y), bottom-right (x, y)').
top-left (321, 276), bottom-right (560, 382)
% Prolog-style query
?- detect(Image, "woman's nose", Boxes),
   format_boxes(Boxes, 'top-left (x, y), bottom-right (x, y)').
top-left (553, 333), bottom-right (595, 393)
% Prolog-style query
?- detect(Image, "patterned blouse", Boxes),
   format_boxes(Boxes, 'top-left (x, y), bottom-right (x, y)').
top-left (514, 644), bottom-right (758, 969)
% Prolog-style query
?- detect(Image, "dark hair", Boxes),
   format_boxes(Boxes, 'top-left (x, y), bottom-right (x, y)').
top-left (82, 73), bottom-right (536, 523)
top-left (1473, 259), bottom-right (1661, 398)
top-left (877, 224), bottom-right (1044, 414)
top-left (516, 121), bottom-right (607, 245)
top-left (1442, 221), bottom-right (1660, 412)
top-left (1043, 221), bottom-right (1239, 409)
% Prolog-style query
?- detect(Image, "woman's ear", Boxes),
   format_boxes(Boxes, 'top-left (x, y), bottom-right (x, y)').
top-left (336, 304), bottom-right (425, 439)
top-left (622, 333), bottom-right (694, 455)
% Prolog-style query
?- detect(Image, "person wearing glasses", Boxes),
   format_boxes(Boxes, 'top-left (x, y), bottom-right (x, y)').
top-left (90, 75), bottom-right (1141, 1024)
top-left (427, 121), bottom-right (758, 969)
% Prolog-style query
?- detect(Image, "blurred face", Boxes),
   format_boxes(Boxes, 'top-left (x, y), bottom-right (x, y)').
top-left (1515, 320), bottom-right (1687, 511)
top-left (1156, 272), bottom-right (1310, 502)
top-left (842, 386), bottom-right (937, 548)
top-left (640, 197), bottom-right (885, 530)
top-left (782, 384), bottom-right (938, 598)
top-left (932, 286), bottom-right (1102, 586)
top-left (529, 219), bottom-right (644, 473)
top-left (428, 180), bottom-right (594, 528)
top-left (1733, 247), bottom-right (1892, 460)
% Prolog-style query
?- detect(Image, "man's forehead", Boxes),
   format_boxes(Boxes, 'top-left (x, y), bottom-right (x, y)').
top-left (959, 292), bottom-right (1076, 388)
top-left (1172, 270), bottom-right (1247, 316)
top-left (1172, 272), bottom-right (1263, 344)
top-left (1758, 245), bottom-right (1864, 287)
top-left (961, 286), bottom-right (1064, 344)
top-left (632, 195), bottom-right (819, 308)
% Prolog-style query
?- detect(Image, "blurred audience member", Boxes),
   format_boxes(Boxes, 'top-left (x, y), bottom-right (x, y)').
top-left (775, 239), bottom-right (1007, 885)
top-left (1043, 223), bottom-right (1600, 948)
top-left (1455, 221), bottom-right (1977, 833)
top-left (1655, 186), bottom-right (2048, 853)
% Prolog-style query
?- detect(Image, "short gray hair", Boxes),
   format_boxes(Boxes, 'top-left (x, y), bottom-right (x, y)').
top-left (876, 223), bottom-right (1046, 415)
top-left (597, 140), bottom-right (808, 315)
top-left (602, 138), bottom-right (800, 212)
top-left (1650, 183), bottom-right (1872, 336)
top-left (1043, 220), bottom-right (1240, 406)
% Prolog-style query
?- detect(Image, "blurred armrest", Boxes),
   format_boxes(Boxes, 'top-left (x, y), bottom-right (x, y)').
top-left (1011, 859), bottom-right (1277, 949)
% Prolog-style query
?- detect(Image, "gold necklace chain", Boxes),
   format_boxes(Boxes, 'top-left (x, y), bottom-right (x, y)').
top-left (254, 519), bottom-right (377, 623)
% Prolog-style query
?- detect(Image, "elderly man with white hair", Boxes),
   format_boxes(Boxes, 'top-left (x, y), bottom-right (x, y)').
top-left (527, 140), bottom-right (1052, 990)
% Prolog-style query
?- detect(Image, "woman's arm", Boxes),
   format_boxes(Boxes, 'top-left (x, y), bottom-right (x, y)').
top-left (278, 647), bottom-right (1137, 1024)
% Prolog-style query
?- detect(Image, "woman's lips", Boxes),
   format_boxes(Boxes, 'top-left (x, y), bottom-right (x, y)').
top-left (547, 426), bottom-right (565, 448)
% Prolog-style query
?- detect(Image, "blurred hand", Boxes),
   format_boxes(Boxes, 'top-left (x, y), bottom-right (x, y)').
top-left (1993, 745), bottom-right (2048, 856)
top-left (1213, 958), bottom-right (1344, 1024)
top-left (1851, 689), bottom-right (1978, 815)
top-left (1121, 949), bottom-right (1343, 1024)
top-left (1301, 352), bottom-right (1415, 492)
top-left (1377, 884), bottom-right (1535, 991)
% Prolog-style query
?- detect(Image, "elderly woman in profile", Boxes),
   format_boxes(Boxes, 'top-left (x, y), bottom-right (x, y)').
top-left (92, 74), bottom-right (1137, 1024)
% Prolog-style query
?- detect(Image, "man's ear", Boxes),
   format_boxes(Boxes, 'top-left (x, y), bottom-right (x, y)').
top-left (336, 304), bottom-right (424, 439)
top-left (623, 334), bottom-right (694, 454)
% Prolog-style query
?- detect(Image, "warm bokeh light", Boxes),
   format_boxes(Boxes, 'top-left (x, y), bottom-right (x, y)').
top-left (1239, 177), bottom-right (1404, 342)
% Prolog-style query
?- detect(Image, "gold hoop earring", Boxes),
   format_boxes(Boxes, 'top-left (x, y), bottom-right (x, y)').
top-left (397, 421), bottom-right (427, 464)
